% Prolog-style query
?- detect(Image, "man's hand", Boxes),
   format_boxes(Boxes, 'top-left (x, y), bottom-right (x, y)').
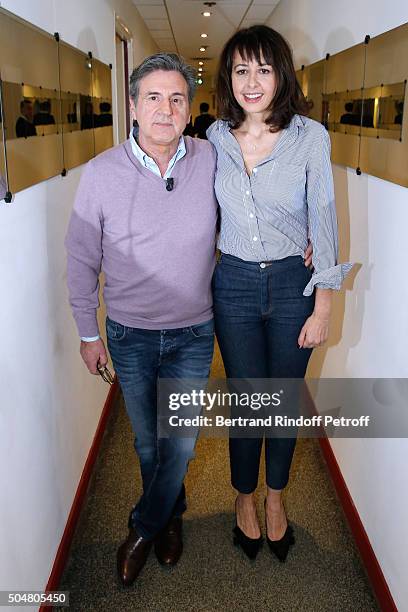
top-left (304, 241), bottom-right (313, 268)
top-left (298, 312), bottom-right (329, 349)
top-left (80, 338), bottom-right (108, 374)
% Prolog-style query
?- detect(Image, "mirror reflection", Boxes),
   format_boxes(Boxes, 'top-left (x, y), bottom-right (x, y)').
top-left (322, 82), bottom-right (404, 140)
top-left (0, 9), bottom-right (114, 196)
top-left (93, 99), bottom-right (113, 127)
top-left (377, 81), bottom-right (405, 136)
top-left (323, 90), bottom-right (361, 134)
top-left (59, 42), bottom-right (95, 168)
top-left (2, 82), bottom-right (61, 139)
top-left (302, 61), bottom-right (326, 124)
top-left (60, 94), bottom-right (113, 132)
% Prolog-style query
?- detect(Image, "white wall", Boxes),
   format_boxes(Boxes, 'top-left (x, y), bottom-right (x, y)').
top-left (268, 1), bottom-right (408, 609)
top-left (0, 0), bottom-right (157, 602)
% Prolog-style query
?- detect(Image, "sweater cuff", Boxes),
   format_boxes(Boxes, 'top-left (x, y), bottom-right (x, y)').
top-left (303, 262), bottom-right (353, 296)
top-left (75, 312), bottom-right (100, 339)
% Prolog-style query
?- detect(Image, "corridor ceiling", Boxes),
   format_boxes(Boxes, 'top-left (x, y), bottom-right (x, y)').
top-left (131, 0), bottom-right (280, 80)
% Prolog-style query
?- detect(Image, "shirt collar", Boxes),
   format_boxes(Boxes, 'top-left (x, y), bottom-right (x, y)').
top-left (129, 127), bottom-right (186, 168)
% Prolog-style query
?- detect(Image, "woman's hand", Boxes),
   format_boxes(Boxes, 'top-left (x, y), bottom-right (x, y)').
top-left (298, 288), bottom-right (332, 348)
top-left (298, 312), bottom-right (329, 348)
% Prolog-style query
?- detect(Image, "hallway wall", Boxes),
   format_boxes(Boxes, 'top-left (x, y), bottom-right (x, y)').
top-left (267, 1), bottom-right (408, 609)
top-left (0, 0), bottom-right (157, 596)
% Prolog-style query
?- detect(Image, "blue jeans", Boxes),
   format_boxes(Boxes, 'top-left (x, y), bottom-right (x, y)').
top-left (106, 317), bottom-right (214, 539)
top-left (213, 254), bottom-right (315, 492)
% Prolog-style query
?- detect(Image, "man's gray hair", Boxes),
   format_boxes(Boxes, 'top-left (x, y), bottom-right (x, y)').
top-left (129, 53), bottom-right (197, 104)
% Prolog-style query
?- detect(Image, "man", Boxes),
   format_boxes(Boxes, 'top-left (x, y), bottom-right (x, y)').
top-left (33, 99), bottom-right (55, 126)
top-left (65, 53), bottom-right (218, 586)
top-left (15, 100), bottom-right (37, 138)
top-left (193, 101), bottom-right (215, 139)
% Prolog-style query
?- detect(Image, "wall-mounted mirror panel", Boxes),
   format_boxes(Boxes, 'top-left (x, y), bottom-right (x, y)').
top-left (1, 82), bottom-right (60, 139)
top-left (357, 82), bottom-right (405, 140)
top-left (324, 43), bottom-right (366, 171)
top-left (295, 68), bottom-right (303, 90)
top-left (92, 58), bottom-right (112, 101)
top-left (92, 59), bottom-right (113, 154)
top-left (0, 9), bottom-right (60, 91)
top-left (302, 60), bottom-right (326, 124)
top-left (0, 8), bottom-right (114, 201)
top-left (0, 8), bottom-right (63, 194)
top-left (59, 42), bottom-right (95, 170)
top-left (323, 89), bottom-right (364, 135)
top-left (376, 82), bottom-right (405, 138)
top-left (359, 23), bottom-right (408, 186)
top-left (0, 85), bottom-right (7, 201)
top-left (326, 43), bottom-right (366, 93)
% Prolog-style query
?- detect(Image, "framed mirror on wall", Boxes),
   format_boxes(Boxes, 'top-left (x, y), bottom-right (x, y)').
top-left (0, 8), bottom-right (63, 196)
top-left (0, 7), bottom-right (114, 202)
top-left (359, 23), bottom-right (408, 186)
top-left (324, 43), bottom-right (366, 171)
top-left (297, 22), bottom-right (407, 187)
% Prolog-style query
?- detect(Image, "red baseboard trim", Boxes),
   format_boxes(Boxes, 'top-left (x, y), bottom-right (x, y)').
top-left (318, 436), bottom-right (397, 612)
top-left (40, 380), bottom-right (118, 609)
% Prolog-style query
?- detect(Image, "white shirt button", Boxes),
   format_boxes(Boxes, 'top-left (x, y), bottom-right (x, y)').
top-left (245, 190), bottom-right (250, 196)
top-left (249, 213), bottom-right (254, 218)
top-left (253, 236), bottom-right (258, 242)
top-left (260, 262), bottom-right (266, 269)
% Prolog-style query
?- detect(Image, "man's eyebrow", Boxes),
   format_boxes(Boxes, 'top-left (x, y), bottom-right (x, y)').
top-left (144, 91), bottom-right (187, 96)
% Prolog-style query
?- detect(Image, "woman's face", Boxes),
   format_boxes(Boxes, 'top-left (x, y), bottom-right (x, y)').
top-left (231, 50), bottom-right (277, 118)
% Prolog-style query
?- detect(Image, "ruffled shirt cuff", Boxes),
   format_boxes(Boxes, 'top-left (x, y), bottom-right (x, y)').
top-left (303, 262), bottom-right (353, 296)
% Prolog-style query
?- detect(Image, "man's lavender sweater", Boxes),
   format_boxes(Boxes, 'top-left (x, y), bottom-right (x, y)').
top-left (65, 137), bottom-right (218, 337)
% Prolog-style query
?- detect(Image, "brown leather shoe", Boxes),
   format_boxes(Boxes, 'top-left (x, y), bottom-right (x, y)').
top-left (117, 527), bottom-right (152, 586)
top-left (154, 517), bottom-right (183, 566)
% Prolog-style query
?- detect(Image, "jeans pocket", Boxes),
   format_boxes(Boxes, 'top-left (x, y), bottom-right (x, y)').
top-left (190, 319), bottom-right (215, 338)
top-left (106, 317), bottom-right (127, 341)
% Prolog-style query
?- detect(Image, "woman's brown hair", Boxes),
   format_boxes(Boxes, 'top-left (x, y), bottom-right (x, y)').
top-left (216, 25), bottom-right (310, 131)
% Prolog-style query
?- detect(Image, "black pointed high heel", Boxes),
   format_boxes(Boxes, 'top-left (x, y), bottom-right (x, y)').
top-left (233, 524), bottom-right (263, 560)
top-left (233, 499), bottom-right (263, 560)
top-left (265, 499), bottom-right (295, 562)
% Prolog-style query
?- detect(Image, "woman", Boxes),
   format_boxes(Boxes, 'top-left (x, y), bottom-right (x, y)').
top-left (207, 25), bottom-right (352, 561)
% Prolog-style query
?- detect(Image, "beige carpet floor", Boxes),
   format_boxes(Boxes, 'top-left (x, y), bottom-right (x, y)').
top-left (56, 345), bottom-right (379, 612)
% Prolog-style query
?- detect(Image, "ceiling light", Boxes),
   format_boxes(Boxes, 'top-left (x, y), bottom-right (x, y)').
top-left (197, 78), bottom-right (203, 85)
top-left (200, 33), bottom-right (208, 38)
top-left (202, 11), bottom-right (211, 17)
top-left (198, 67), bottom-right (203, 72)
top-left (199, 46), bottom-right (206, 52)
top-left (198, 61), bottom-right (204, 65)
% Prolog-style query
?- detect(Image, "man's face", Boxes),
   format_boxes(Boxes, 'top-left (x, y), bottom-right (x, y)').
top-left (22, 102), bottom-right (33, 121)
top-left (130, 70), bottom-right (190, 149)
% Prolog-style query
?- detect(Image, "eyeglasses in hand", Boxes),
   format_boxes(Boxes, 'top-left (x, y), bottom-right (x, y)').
top-left (97, 363), bottom-right (114, 385)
